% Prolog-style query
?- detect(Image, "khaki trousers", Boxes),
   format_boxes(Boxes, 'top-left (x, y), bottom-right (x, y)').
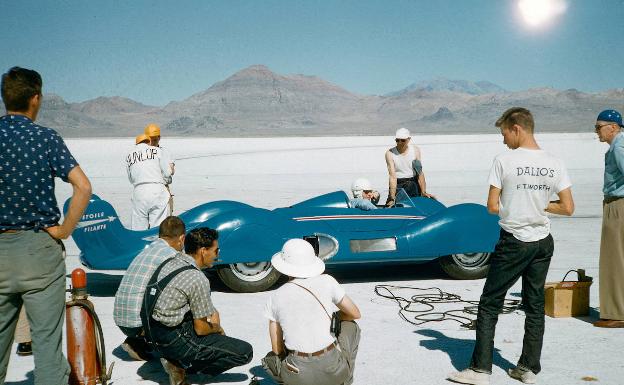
top-left (262, 321), bottom-right (361, 385)
top-left (599, 198), bottom-right (624, 320)
top-left (0, 230), bottom-right (70, 385)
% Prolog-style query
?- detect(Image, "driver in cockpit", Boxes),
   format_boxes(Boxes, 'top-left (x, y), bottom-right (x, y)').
top-left (349, 178), bottom-right (380, 211)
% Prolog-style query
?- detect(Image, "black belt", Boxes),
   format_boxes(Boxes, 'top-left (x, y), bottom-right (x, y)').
top-left (604, 196), bottom-right (623, 204)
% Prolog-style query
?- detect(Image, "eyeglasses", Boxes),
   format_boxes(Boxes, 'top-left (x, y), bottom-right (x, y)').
top-left (595, 123), bottom-right (613, 131)
top-left (363, 190), bottom-right (373, 194)
top-left (201, 246), bottom-right (219, 255)
top-left (395, 138), bottom-right (409, 143)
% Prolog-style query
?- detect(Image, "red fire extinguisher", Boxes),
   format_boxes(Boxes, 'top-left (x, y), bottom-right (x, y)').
top-left (66, 268), bottom-right (113, 385)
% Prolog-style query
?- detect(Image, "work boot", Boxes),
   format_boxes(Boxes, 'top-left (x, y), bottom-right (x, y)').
top-left (121, 337), bottom-right (152, 361)
top-left (508, 366), bottom-right (537, 384)
top-left (447, 368), bottom-right (490, 385)
top-left (160, 357), bottom-right (187, 385)
top-left (16, 342), bottom-right (32, 356)
top-left (593, 319), bottom-right (624, 328)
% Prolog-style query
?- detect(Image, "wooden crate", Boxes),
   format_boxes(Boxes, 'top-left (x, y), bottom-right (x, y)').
top-left (544, 280), bottom-right (592, 318)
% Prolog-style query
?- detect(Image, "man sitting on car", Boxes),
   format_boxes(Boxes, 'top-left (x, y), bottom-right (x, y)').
top-left (349, 178), bottom-right (380, 211)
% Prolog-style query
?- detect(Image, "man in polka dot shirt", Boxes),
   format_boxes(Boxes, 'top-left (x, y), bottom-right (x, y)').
top-left (0, 67), bottom-right (92, 385)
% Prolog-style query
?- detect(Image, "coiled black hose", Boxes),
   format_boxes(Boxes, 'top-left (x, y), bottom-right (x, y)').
top-left (374, 284), bottom-right (522, 329)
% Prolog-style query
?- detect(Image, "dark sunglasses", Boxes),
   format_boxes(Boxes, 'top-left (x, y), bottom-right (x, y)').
top-left (395, 138), bottom-right (409, 143)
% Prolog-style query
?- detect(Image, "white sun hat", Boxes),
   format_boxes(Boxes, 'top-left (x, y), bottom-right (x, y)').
top-left (395, 127), bottom-right (410, 139)
top-left (271, 239), bottom-right (325, 278)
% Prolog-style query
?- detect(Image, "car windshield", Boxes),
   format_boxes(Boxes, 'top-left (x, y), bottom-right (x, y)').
top-left (374, 188), bottom-right (415, 208)
top-left (394, 189), bottom-right (415, 208)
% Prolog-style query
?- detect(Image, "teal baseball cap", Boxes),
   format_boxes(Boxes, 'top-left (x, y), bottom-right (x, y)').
top-left (597, 109), bottom-right (623, 128)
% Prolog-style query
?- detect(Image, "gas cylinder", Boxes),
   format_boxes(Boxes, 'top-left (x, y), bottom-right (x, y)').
top-left (66, 268), bottom-right (111, 385)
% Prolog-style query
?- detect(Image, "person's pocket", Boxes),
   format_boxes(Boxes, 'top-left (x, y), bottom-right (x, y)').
top-left (284, 358), bottom-right (300, 374)
top-left (23, 231), bottom-right (65, 285)
top-left (153, 329), bottom-right (184, 348)
top-left (27, 232), bottom-right (62, 264)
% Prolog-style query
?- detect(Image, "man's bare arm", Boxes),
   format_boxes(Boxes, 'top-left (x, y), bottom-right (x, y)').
top-left (486, 185), bottom-right (501, 215)
top-left (385, 151), bottom-right (397, 204)
top-left (45, 166), bottom-right (92, 239)
top-left (545, 188), bottom-right (574, 216)
top-left (193, 311), bottom-right (223, 336)
top-left (336, 294), bottom-right (361, 321)
top-left (269, 320), bottom-right (286, 355)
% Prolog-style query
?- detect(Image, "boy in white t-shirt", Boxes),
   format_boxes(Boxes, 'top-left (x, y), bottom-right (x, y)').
top-left (448, 108), bottom-right (574, 385)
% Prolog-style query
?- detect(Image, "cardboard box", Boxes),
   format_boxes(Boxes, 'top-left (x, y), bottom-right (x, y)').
top-left (544, 280), bottom-right (592, 318)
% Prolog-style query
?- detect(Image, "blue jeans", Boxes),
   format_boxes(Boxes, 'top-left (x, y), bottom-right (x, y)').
top-left (470, 230), bottom-right (553, 375)
top-left (150, 316), bottom-right (253, 376)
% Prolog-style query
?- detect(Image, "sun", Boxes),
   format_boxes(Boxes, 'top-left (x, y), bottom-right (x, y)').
top-left (517, 0), bottom-right (567, 28)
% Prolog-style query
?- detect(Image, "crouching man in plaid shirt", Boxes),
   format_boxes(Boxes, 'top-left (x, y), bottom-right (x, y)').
top-left (142, 227), bottom-right (253, 385)
top-left (113, 216), bottom-right (186, 361)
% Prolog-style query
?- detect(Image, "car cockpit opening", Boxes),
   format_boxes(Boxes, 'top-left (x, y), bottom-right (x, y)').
top-left (303, 233), bottom-right (339, 261)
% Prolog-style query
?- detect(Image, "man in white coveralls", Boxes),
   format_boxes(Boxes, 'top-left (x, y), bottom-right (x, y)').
top-left (126, 131), bottom-right (172, 230)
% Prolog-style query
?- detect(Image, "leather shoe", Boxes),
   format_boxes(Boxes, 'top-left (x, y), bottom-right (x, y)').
top-left (593, 319), bottom-right (624, 328)
top-left (16, 342), bottom-right (32, 356)
top-left (160, 357), bottom-right (187, 385)
top-left (121, 337), bottom-right (152, 361)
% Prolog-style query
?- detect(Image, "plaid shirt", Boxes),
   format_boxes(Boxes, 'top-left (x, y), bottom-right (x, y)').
top-left (113, 239), bottom-right (178, 328)
top-left (152, 253), bottom-right (215, 327)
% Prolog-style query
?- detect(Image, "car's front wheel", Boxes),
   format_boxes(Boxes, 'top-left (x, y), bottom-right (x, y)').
top-left (217, 262), bottom-right (282, 293)
top-left (439, 252), bottom-right (491, 280)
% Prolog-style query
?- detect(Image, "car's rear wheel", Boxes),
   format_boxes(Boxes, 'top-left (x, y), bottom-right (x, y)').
top-left (439, 252), bottom-right (491, 279)
top-left (217, 262), bottom-right (281, 293)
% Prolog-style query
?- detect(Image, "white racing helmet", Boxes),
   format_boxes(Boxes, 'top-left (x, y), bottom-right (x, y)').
top-left (351, 178), bottom-right (373, 198)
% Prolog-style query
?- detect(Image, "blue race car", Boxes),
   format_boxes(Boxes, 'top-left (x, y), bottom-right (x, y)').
top-left (66, 190), bottom-right (500, 292)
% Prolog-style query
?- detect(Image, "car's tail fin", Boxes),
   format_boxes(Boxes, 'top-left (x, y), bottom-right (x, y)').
top-left (64, 194), bottom-right (153, 269)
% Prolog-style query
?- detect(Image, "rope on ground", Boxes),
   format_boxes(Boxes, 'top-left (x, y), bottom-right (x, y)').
top-left (373, 284), bottom-right (522, 329)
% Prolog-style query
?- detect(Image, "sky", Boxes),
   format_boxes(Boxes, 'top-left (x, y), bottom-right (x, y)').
top-left (2, 0), bottom-right (623, 106)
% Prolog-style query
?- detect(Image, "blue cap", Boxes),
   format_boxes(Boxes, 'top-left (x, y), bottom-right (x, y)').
top-left (597, 109), bottom-right (623, 128)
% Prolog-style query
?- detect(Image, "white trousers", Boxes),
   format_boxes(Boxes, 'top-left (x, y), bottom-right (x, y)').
top-left (131, 183), bottom-right (170, 230)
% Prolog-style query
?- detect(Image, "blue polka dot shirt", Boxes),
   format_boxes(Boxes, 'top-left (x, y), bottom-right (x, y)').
top-left (0, 114), bottom-right (78, 231)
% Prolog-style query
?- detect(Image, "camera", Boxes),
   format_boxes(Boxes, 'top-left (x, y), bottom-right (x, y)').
top-left (330, 311), bottom-right (341, 337)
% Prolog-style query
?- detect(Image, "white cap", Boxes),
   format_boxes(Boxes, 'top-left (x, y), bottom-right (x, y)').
top-left (271, 239), bottom-right (325, 278)
top-left (395, 127), bottom-right (410, 139)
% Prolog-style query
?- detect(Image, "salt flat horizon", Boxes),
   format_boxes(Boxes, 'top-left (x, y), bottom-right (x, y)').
top-left (5, 134), bottom-right (622, 385)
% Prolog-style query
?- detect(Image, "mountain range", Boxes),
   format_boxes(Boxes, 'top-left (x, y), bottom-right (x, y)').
top-left (35, 65), bottom-right (624, 137)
